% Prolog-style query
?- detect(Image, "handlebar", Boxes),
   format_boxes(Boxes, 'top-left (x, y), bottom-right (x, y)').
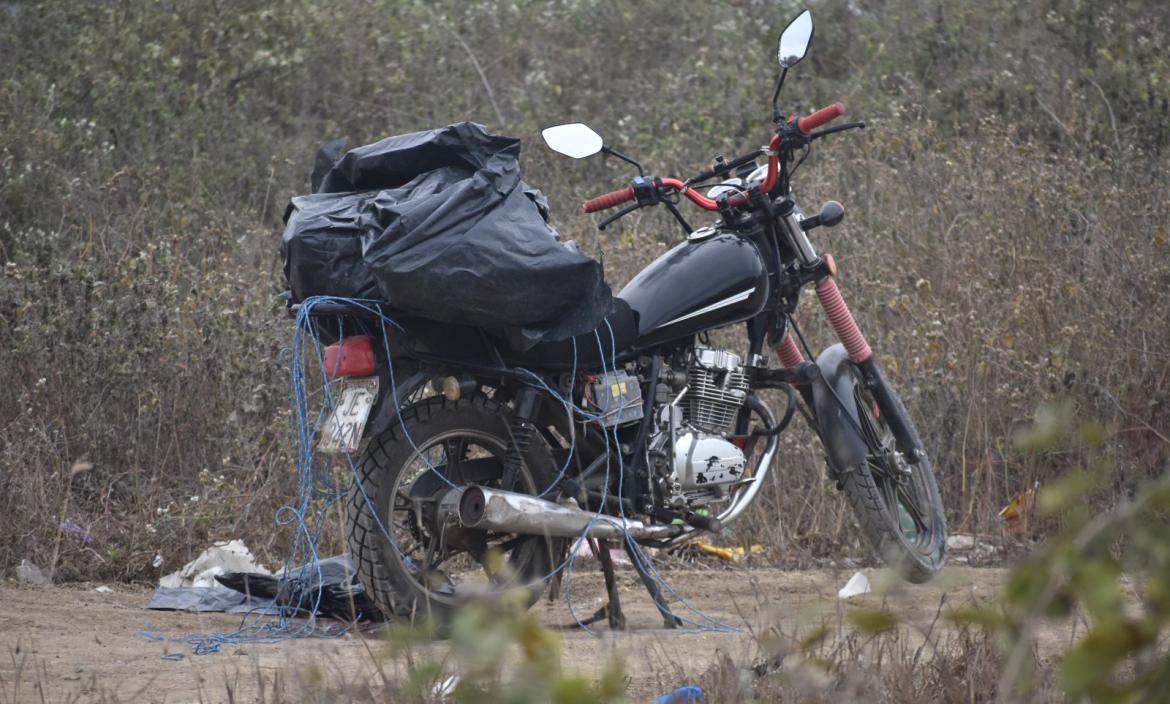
top-left (581, 186), bottom-right (636, 213)
top-left (796, 102), bottom-right (846, 134)
top-left (579, 101), bottom-right (847, 216)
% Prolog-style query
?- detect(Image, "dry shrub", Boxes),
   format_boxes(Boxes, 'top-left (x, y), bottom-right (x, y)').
top-left (1, 0), bottom-right (1168, 581)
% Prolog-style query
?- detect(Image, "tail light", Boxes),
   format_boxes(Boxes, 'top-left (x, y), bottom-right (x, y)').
top-left (323, 336), bottom-right (376, 378)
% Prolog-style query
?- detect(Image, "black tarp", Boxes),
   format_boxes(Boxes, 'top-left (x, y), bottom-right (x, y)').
top-left (282, 122), bottom-right (612, 349)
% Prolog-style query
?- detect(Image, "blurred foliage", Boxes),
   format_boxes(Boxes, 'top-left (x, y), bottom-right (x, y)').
top-left (963, 402), bottom-right (1170, 702)
top-left (1, 0), bottom-right (1168, 581)
top-left (377, 591), bottom-right (627, 704)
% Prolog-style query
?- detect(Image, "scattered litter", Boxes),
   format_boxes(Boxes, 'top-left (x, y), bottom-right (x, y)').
top-left (147, 554), bottom-right (383, 622)
top-left (570, 539), bottom-right (630, 565)
top-left (837, 571), bottom-right (871, 599)
top-left (158, 539), bottom-right (270, 589)
top-left (152, 554), bottom-right (164, 569)
top-left (945, 533), bottom-right (1000, 564)
top-left (946, 534), bottom-right (976, 551)
top-left (693, 543), bottom-right (764, 562)
top-left (160, 653), bottom-right (184, 661)
top-left (1000, 481), bottom-right (1039, 531)
top-left (59, 519), bottom-right (94, 544)
top-left (94, 585), bottom-right (114, 593)
top-left (656, 685), bottom-right (703, 703)
top-left (16, 559), bottom-right (48, 585)
top-left (432, 674), bottom-right (459, 699)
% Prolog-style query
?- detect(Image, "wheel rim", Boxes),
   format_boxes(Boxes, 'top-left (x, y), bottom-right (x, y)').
top-left (386, 429), bottom-right (547, 605)
top-left (852, 381), bottom-right (936, 553)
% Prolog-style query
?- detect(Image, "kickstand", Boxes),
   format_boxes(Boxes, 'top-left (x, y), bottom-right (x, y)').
top-left (623, 539), bottom-right (683, 629)
top-left (576, 538), bottom-right (626, 630)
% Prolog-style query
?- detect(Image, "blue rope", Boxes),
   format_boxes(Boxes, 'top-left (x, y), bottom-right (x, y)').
top-left (144, 296), bottom-right (735, 655)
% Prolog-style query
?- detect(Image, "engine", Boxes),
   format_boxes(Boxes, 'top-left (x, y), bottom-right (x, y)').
top-left (653, 346), bottom-right (751, 506)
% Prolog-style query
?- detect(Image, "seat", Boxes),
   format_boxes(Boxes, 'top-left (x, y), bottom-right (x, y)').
top-left (501, 299), bottom-right (639, 370)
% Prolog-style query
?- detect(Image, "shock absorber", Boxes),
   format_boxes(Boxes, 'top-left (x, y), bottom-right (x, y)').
top-left (502, 386), bottom-right (542, 490)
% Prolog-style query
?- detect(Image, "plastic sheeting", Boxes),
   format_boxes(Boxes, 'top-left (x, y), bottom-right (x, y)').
top-left (282, 122), bottom-right (612, 349)
top-left (146, 555), bottom-right (382, 621)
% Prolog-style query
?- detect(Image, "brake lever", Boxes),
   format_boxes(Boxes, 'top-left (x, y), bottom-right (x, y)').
top-left (808, 121), bottom-right (866, 140)
top-left (598, 202), bottom-right (643, 231)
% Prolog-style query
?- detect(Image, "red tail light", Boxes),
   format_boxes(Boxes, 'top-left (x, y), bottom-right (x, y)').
top-left (323, 336), bottom-right (376, 378)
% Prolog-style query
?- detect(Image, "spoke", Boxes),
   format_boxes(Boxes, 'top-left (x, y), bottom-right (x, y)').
top-left (392, 489), bottom-right (413, 512)
top-left (442, 437), bottom-right (467, 481)
top-left (897, 482), bottom-right (930, 535)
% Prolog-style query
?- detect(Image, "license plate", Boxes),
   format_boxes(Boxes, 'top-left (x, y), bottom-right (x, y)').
top-left (318, 377), bottom-right (379, 454)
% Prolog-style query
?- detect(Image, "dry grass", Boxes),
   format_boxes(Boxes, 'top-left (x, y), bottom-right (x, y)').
top-left (1, 0), bottom-right (1168, 585)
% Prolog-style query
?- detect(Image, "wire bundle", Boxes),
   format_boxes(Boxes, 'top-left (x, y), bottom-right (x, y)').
top-left (144, 295), bottom-right (737, 656)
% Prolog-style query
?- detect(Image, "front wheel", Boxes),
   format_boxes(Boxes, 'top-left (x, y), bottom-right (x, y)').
top-left (837, 361), bottom-right (946, 582)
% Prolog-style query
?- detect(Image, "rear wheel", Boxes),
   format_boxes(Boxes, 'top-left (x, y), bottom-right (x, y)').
top-left (837, 362), bottom-right (946, 582)
top-left (345, 395), bottom-right (561, 625)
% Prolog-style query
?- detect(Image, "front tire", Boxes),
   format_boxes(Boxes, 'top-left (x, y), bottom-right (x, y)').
top-left (837, 362), bottom-right (947, 582)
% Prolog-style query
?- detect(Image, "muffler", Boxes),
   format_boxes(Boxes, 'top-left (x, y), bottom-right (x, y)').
top-left (438, 486), bottom-right (685, 542)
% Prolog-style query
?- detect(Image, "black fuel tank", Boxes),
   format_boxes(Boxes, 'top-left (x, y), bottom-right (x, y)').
top-left (618, 232), bottom-right (769, 348)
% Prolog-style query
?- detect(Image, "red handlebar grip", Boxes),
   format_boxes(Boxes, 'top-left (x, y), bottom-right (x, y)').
top-left (581, 186), bottom-right (636, 213)
top-left (797, 102), bottom-right (846, 134)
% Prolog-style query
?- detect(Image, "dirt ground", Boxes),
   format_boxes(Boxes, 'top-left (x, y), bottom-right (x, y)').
top-left (1, 567), bottom-right (1013, 703)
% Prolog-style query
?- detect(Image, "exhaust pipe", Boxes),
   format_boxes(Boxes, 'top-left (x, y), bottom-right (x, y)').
top-left (440, 486), bottom-right (685, 542)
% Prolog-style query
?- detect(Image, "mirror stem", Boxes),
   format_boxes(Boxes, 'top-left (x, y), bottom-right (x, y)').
top-left (771, 67), bottom-right (788, 123)
top-left (601, 145), bottom-right (645, 177)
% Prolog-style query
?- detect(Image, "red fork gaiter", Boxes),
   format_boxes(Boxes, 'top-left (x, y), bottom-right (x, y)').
top-left (815, 277), bottom-right (872, 363)
top-left (776, 335), bottom-right (805, 368)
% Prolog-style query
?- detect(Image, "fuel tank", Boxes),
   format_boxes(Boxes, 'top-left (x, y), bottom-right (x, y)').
top-left (618, 230), bottom-right (769, 348)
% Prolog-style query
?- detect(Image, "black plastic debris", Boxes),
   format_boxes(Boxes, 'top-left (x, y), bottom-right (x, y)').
top-left (281, 122), bottom-right (612, 349)
top-left (145, 555), bottom-right (384, 622)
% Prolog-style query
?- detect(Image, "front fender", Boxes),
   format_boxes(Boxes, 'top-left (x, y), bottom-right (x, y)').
top-left (811, 343), bottom-right (867, 477)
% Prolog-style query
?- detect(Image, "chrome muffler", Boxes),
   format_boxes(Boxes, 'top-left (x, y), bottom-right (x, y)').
top-left (438, 486), bottom-right (685, 542)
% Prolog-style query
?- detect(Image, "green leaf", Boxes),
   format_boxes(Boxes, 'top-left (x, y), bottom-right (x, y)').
top-left (847, 607), bottom-right (899, 636)
top-left (1038, 468), bottom-right (1106, 516)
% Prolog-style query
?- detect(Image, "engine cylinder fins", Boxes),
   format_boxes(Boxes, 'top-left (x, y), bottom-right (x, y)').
top-left (685, 346), bottom-right (750, 432)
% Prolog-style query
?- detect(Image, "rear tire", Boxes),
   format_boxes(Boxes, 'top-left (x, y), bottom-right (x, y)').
top-left (345, 394), bottom-right (561, 625)
top-left (837, 362), bottom-right (947, 583)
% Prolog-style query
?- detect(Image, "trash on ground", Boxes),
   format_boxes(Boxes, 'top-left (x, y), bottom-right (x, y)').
top-left (945, 533), bottom-right (1000, 564)
top-left (432, 674), bottom-right (460, 699)
top-left (571, 539), bottom-right (630, 565)
top-left (656, 685), bottom-right (703, 703)
top-left (59, 518), bottom-right (94, 544)
top-left (693, 542), bottom-right (764, 562)
top-left (16, 559), bottom-right (48, 585)
top-left (837, 571), bottom-right (871, 599)
top-left (147, 554), bottom-right (383, 622)
top-left (946, 533), bottom-right (976, 551)
top-left (1000, 481), bottom-right (1039, 531)
top-left (158, 539), bottom-right (269, 589)
top-left (94, 585), bottom-right (114, 593)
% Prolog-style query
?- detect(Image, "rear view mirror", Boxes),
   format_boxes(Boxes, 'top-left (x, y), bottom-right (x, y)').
top-left (777, 10), bottom-right (814, 68)
top-left (541, 123), bottom-right (604, 159)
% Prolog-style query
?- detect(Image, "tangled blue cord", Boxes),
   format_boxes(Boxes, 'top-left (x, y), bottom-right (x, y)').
top-left (143, 295), bottom-right (736, 656)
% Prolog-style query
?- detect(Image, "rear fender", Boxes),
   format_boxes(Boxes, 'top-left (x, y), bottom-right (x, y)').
top-left (810, 343), bottom-right (867, 477)
top-left (364, 363), bottom-right (430, 440)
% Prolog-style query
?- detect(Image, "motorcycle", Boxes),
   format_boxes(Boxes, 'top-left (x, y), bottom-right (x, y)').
top-left (307, 9), bottom-right (946, 624)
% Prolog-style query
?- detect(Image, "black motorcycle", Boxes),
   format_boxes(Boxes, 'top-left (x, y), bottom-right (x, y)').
top-left (308, 9), bottom-right (946, 624)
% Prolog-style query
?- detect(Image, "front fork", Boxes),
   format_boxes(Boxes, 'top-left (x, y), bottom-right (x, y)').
top-left (774, 271), bottom-right (923, 464)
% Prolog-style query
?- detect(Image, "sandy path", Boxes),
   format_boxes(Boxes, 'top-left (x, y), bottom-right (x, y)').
top-left (0, 567), bottom-right (1008, 703)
